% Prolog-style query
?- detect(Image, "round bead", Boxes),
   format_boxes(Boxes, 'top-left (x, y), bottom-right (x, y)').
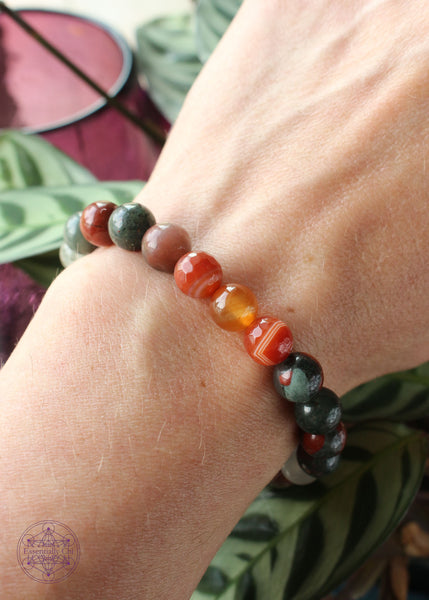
top-left (108, 202), bottom-right (155, 251)
top-left (64, 211), bottom-right (96, 255)
top-left (80, 201), bottom-right (117, 246)
top-left (297, 445), bottom-right (341, 478)
top-left (295, 387), bottom-right (342, 435)
top-left (210, 284), bottom-right (258, 331)
top-left (142, 223), bottom-right (191, 273)
top-left (273, 352), bottom-right (323, 403)
top-left (301, 422), bottom-right (347, 458)
top-left (244, 316), bottom-right (293, 366)
top-left (280, 447), bottom-right (316, 486)
top-left (174, 252), bottom-right (223, 298)
top-left (59, 242), bottom-right (87, 268)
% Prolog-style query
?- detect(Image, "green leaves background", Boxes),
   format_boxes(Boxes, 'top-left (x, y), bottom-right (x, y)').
top-left (193, 423), bottom-right (427, 600)
top-left (1, 0), bottom-right (429, 597)
top-left (0, 131), bottom-right (143, 284)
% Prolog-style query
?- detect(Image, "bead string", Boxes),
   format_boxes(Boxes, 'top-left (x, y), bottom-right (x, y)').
top-left (60, 201), bottom-right (347, 486)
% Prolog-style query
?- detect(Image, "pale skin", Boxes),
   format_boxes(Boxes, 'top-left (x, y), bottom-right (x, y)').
top-left (1, 1), bottom-right (429, 598)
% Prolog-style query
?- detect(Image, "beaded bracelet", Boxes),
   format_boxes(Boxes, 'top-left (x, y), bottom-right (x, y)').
top-left (60, 201), bottom-right (347, 486)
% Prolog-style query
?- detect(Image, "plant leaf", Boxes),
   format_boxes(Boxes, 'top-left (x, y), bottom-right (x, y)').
top-left (342, 362), bottom-right (429, 423)
top-left (136, 14), bottom-right (202, 123)
top-left (0, 181), bottom-right (144, 264)
top-left (195, 0), bottom-right (243, 63)
top-left (0, 130), bottom-right (95, 191)
top-left (192, 422), bottom-right (427, 600)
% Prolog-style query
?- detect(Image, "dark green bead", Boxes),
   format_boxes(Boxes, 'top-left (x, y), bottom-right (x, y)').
top-left (297, 445), bottom-right (340, 478)
top-left (64, 211), bottom-right (96, 255)
top-left (108, 203), bottom-right (155, 251)
top-left (273, 352), bottom-right (323, 403)
top-left (295, 387), bottom-right (342, 434)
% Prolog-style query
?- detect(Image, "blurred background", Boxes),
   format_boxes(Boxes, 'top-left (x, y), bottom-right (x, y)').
top-left (6, 0), bottom-right (190, 43)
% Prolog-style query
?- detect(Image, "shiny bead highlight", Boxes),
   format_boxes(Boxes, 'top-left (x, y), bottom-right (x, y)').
top-left (80, 201), bottom-right (117, 247)
top-left (210, 284), bottom-right (258, 331)
top-left (244, 316), bottom-right (293, 365)
top-left (174, 252), bottom-right (223, 298)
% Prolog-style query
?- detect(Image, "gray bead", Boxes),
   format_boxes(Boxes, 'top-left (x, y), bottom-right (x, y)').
top-left (64, 211), bottom-right (96, 255)
top-left (108, 203), bottom-right (155, 251)
top-left (295, 387), bottom-right (342, 434)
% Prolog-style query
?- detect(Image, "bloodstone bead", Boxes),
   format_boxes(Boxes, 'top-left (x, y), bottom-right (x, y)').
top-left (301, 422), bottom-right (347, 458)
top-left (142, 223), bottom-right (191, 273)
top-left (64, 211), bottom-right (96, 255)
top-left (210, 284), bottom-right (258, 331)
top-left (108, 202), bottom-right (155, 251)
top-left (244, 317), bottom-right (293, 366)
top-left (295, 387), bottom-right (342, 435)
top-left (80, 201), bottom-right (117, 246)
top-left (297, 444), bottom-right (341, 478)
top-left (174, 251), bottom-right (222, 298)
top-left (273, 352), bottom-right (323, 403)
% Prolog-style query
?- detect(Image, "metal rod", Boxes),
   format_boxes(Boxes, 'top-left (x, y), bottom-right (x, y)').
top-left (0, 2), bottom-right (166, 145)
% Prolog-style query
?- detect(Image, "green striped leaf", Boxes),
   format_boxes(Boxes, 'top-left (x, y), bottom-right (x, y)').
top-left (192, 422), bottom-right (427, 600)
top-left (195, 0), bottom-right (243, 63)
top-left (136, 14), bottom-right (202, 123)
top-left (0, 131), bottom-right (95, 191)
top-left (0, 181), bottom-right (144, 264)
top-left (342, 361), bottom-right (429, 422)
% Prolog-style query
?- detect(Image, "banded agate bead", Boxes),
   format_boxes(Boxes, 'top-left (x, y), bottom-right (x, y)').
top-left (295, 387), bottom-right (342, 435)
top-left (174, 252), bottom-right (222, 298)
top-left (80, 201), bottom-right (117, 247)
top-left (142, 224), bottom-right (191, 273)
top-left (108, 203), bottom-right (155, 251)
top-left (210, 284), bottom-right (258, 331)
top-left (244, 317), bottom-right (293, 366)
top-left (297, 445), bottom-right (341, 478)
top-left (301, 422), bottom-right (347, 458)
top-left (273, 352), bottom-right (323, 403)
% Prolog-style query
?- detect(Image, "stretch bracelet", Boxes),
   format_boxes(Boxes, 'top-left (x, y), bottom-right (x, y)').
top-left (59, 201), bottom-right (347, 486)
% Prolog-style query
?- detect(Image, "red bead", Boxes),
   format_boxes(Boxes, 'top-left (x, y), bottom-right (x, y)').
top-left (174, 252), bottom-right (222, 298)
top-left (301, 432), bottom-right (326, 456)
top-left (244, 316), bottom-right (293, 366)
top-left (80, 202), bottom-right (117, 247)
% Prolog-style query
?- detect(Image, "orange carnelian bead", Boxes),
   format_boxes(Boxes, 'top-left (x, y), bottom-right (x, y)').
top-left (210, 284), bottom-right (258, 331)
top-left (174, 252), bottom-right (222, 298)
top-left (80, 201), bottom-right (117, 247)
top-left (244, 316), bottom-right (293, 366)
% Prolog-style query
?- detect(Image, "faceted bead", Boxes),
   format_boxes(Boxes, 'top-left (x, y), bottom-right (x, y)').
top-left (64, 211), bottom-right (96, 255)
top-left (280, 447), bottom-right (316, 486)
top-left (301, 422), bottom-right (347, 458)
top-left (244, 316), bottom-right (293, 366)
top-left (174, 252), bottom-right (222, 298)
top-left (273, 352), bottom-right (323, 403)
top-left (59, 242), bottom-right (86, 268)
top-left (142, 223), bottom-right (191, 273)
top-left (297, 444), bottom-right (341, 478)
top-left (210, 284), bottom-right (258, 331)
top-left (80, 201), bottom-right (117, 246)
top-left (295, 387), bottom-right (342, 435)
top-left (108, 202), bottom-right (155, 251)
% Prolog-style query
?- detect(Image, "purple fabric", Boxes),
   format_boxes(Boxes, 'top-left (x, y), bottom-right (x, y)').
top-left (0, 263), bottom-right (45, 365)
